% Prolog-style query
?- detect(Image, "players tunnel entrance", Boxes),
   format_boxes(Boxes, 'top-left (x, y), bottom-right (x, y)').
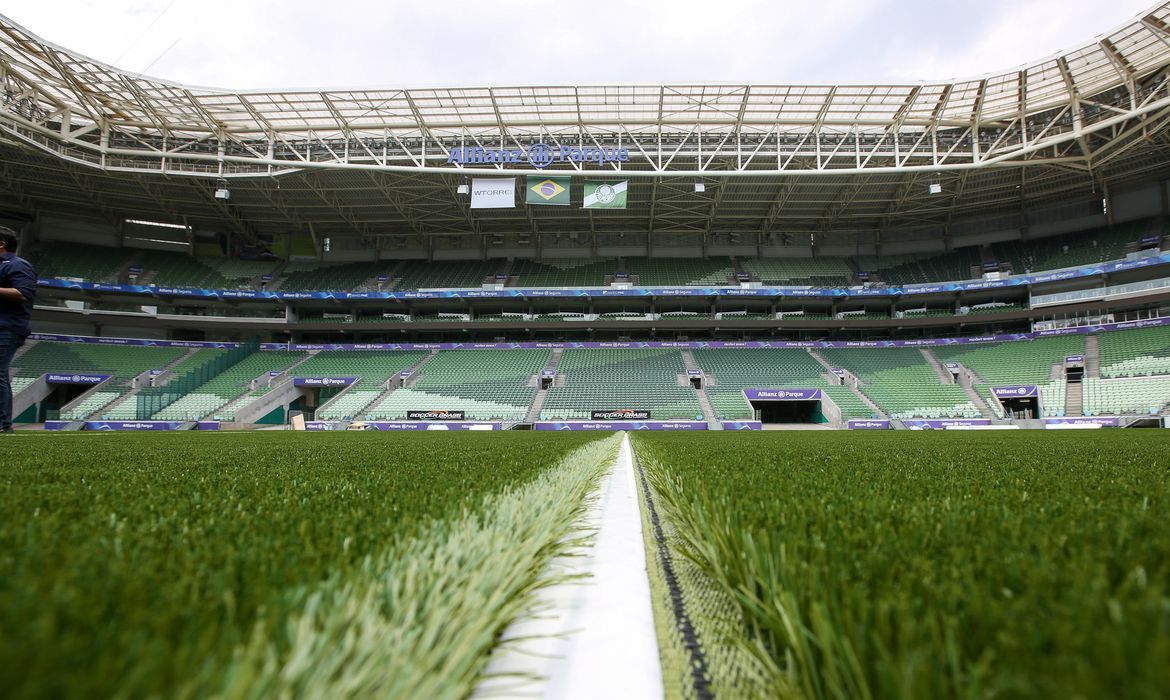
top-left (992, 385), bottom-right (1040, 420)
top-left (743, 388), bottom-right (827, 425)
top-left (999, 396), bottom-right (1039, 419)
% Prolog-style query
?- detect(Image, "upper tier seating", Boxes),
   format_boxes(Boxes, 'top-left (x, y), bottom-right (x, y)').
top-left (621, 257), bottom-right (737, 286)
top-left (368, 349), bottom-right (547, 421)
top-left (26, 243), bottom-right (129, 282)
top-left (819, 347), bottom-right (979, 419)
top-left (391, 260), bottom-right (505, 290)
top-left (204, 258), bottom-right (281, 284)
top-left (134, 249), bottom-right (233, 288)
top-left (993, 219), bottom-right (1159, 274)
top-left (281, 262), bottom-right (395, 292)
top-left (858, 246), bottom-right (982, 285)
top-left (540, 349), bottom-right (703, 420)
top-left (739, 257), bottom-right (852, 286)
top-left (1097, 325), bottom-right (1170, 378)
top-left (509, 258), bottom-right (616, 287)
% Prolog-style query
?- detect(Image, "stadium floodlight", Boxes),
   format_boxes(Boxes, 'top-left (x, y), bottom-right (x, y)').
top-left (928, 182), bottom-right (942, 195)
top-left (457, 183), bottom-right (470, 195)
top-left (214, 187), bottom-right (231, 200)
top-left (694, 183), bottom-right (706, 193)
top-left (125, 219), bottom-right (188, 230)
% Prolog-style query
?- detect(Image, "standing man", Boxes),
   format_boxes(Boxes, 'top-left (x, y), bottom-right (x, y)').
top-left (0, 227), bottom-right (36, 433)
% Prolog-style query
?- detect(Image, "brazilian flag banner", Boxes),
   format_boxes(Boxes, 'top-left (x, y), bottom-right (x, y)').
top-left (526, 176), bottom-right (571, 206)
top-left (583, 181), bottom-right (628, 209)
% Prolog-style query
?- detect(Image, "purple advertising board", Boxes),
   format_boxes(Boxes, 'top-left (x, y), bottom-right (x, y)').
top-left (722, 421), bottom-right (762, 430)
top-left (85, 421), bottom-right (188, 431)
top-left (943, 362), bottom-right (960, 369)
top-left (541, 369), bottom-right (557, 377)
top-left (743, 388), bottom-right (822, 401)
top-left (848, 419), bottom-right (891, 430)
top-left (991, 385), bottom-right (1039, 398)
top-left (1043, 416), bottom-right (1121, 427)
top-left (533, 421), bottom-right (708, 431)
top-left (903, 418), bottom-right (992, 429)
top-left (292, 377), bottom-right (358, 387)
top-left (831, 368), bottom-right (846, 376)
top-left (687, 369), bottom-right (703, 376)
top-left (399, 370), bottom-right (413, 378)
top-left (1065, 355), bottom-right (1085, 363)
top-left (46, 373), bottom-right (111, 385)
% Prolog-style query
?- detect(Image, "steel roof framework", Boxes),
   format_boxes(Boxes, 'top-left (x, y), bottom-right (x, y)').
top-left (3, 6), bottom-right (1170, 247)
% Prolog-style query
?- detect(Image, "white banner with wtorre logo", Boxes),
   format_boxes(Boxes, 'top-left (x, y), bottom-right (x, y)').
top-left (470, 178), bottom-right (516, 209)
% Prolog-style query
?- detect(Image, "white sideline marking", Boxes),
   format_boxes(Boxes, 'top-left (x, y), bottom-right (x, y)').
top-left (474, 433), bottom-right (663, 699)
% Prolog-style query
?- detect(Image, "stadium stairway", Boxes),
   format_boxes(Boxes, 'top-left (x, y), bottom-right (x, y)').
top-left (1084, 335), bottom-right (1101, 378)
top-left (920, 349), bottom-right (955, 384)
top-left (807, 349), bottom-right (889, 419)
top-left (1065, 381), bottom-right (1084, 416)
top-left (218, 353), bottom-right (334, 423)
top-left (921, 348), bottom-right (998, 419)
top-left (679, 350), bottom-right (722, 428)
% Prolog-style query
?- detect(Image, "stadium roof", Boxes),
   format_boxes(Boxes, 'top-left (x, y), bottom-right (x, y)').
top-left (4, 5), bottom-right (1170, 244)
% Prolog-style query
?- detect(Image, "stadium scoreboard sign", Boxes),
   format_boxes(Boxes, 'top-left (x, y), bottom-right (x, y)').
top-left (447, 143), bottom-right (629, 168)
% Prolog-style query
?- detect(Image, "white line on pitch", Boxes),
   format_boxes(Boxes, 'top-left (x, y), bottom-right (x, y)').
top-left (473, 432), bottom-right (663, 699)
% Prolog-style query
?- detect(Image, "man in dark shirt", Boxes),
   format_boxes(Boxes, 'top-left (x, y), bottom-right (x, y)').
top-left (0, 227), bottom-right (36, 433)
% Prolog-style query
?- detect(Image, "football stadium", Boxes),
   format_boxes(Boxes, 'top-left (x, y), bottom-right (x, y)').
top-left (2, 2), bottom-right (1170, 698)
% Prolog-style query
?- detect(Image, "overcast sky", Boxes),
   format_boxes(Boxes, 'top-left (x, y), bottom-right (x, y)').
top-left (1, 0), bottom-right (1157, 89)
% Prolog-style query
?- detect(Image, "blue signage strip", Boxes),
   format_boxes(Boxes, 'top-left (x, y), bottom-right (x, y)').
top-left (32, 252), bottom-right (1170, 303)
top-left (27, 315), bottom-right (1170, 354)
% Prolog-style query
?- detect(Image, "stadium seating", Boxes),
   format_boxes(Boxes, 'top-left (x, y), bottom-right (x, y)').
top-left (510, 258), bottom-right (616, 287)
top-left (13, 341), bottom-right (190, 420)
top-left (368, 349), bottom-right (548, 421)
top-left (26, 243), bottom-right (129, 281)
top-left (621, 257), bottom-right (737, 286)
top-left (540, 349), bottom-right (703, 420)
top-left (739, 257), bottom-right (852, 286)
top-left (391, 260), bottom-right (505, 290)
top-left (134, 249), bottom-right (232, 288)
top-left (203, 258), bottom-right (280, 285)
top-left (932, 336), bottom-right (1084, 418)
top-left (692, 348), bottom-right (872, 420)
top-left (1097, 325), bottom-right (1170, 377)
top-left (151, 351), bottom-right (305, 420)
top-left (818, 347), bottom-right (979, 418)
top-left (281, 261), bottom-right (394, 292)
top-left (293, 350), bottom-right (428, 420)
top-left (14, 342), bottom-right (186, 382)
top-left (993, 219), bottom-right (1157, 274)
top-left (1082, 376), bottom-right (1170, 415)
top-left (858, 247), bottom-right (982, 285)
top-left (59, 390), bottom-right (122, 421)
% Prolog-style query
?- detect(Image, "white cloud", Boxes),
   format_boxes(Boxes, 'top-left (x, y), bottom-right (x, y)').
top-left (1, 0), bottom-right (1158, 88)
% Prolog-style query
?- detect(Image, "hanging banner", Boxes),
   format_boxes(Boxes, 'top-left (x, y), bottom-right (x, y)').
top-left (583, 181), bottom-right (628, 209)
top-left (526, 176), bottom-right (571, 205)
top-left (470, 178), bottom-right (515, 209)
